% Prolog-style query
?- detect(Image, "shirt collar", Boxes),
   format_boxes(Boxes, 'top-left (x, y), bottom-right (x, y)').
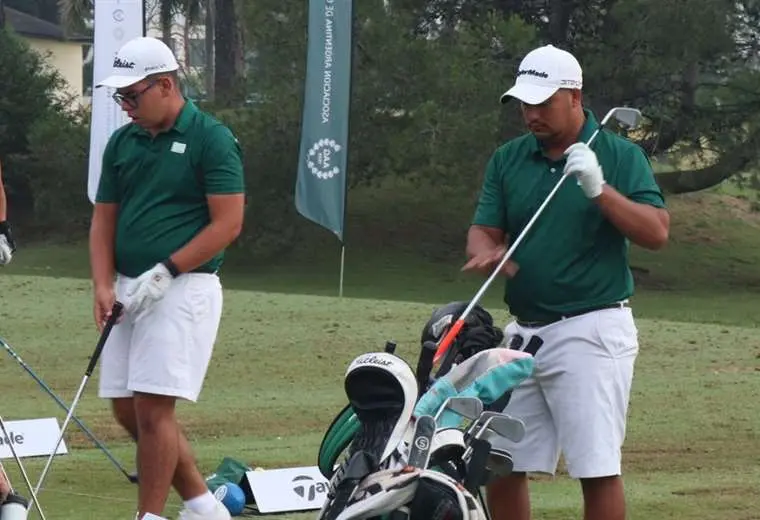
top-left (171, 98), bottom-right (197, 134)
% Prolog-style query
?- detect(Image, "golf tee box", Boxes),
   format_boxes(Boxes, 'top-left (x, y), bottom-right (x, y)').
top-left (0, 418), bottom-right (68, 459)
top-left (244, 466), bottom-right (329, 514)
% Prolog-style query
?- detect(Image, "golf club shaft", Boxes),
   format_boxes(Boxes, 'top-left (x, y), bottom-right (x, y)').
top-left (33, 376), bottom-right (89, 497)
top-left (0, 415), bottom-right (47, 520)
top-left (433, 110), bottom-right (617, 364)
top-left (31, 302), bottom-right (124, 505)
top-left (0, 338), bottom-right (133, 481)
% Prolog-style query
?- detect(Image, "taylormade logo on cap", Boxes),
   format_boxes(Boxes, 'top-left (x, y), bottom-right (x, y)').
top-left (500, 44), bottom-right (583, 105)
top-left (96, 36), bottom-right (179, 90)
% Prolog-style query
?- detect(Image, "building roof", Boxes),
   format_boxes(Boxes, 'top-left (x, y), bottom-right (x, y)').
top-left (4, 7), bottom-right (92, 43)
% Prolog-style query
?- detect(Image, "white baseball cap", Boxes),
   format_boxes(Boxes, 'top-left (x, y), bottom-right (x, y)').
top-left (500, 44), bottom-right (583, 105)
top-left (96, 36), bottom-right (179, 89)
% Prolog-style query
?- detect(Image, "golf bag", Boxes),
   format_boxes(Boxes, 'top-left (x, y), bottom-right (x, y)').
top-left (316, 302), bottom-right (535, 520)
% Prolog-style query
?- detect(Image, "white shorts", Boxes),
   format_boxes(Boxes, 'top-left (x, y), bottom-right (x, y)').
top-left (491, 306), bottom-right (639, 479)
top-left (98, 273), bottom-right (223, 402)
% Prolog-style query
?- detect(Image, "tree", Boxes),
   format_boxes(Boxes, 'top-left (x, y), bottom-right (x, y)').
top-left (389, 0), bottom-right (760, 193)
top-left (213, 0), bottom-right (246, 107)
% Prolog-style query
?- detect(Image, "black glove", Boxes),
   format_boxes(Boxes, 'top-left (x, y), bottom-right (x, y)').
top-left (453, 324), bottom-right (505, 364)
top-left (0, 221), bottom-right (16, 252)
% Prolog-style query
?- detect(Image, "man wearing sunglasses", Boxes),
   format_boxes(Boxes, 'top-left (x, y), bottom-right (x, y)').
top-left (90, 36), bottom-right (245, 520)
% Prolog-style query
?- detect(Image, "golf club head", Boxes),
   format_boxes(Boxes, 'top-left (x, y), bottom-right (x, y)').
top-left (465, 411), bottom-right (526, 444)
top-left (433, 396), bottom-right (483, 424)
top-left (483, 448), bottom-right (514, 484)
top-left (602, 107), bottom-right (642, 129)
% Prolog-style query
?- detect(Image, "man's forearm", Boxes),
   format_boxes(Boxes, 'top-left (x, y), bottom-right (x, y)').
top-left (466, 226), bottom-right (505, 259)
top-left (169, 220), bottom-right (241, 273)
top-left (596, 185), bottom-right (669, 250)
top-left (89, 216), bottom-right (116, 288)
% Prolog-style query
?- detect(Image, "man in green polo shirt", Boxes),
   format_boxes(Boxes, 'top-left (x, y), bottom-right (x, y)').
top-left (463, 45), bottom-right (669, 520)
top-left (90, 36), bottom-right (244, 520)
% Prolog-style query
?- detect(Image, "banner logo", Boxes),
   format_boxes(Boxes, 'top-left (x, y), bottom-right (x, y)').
top-left (307, 139), bottom-right (342, 180)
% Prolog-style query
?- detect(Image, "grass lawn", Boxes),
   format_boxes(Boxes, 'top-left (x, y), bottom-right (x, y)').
top-left (0, 271), bottom-right (758, 520)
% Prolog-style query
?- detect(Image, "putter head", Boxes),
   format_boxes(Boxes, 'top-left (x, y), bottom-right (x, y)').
top-left (602, 107), bottom-right (642, 130)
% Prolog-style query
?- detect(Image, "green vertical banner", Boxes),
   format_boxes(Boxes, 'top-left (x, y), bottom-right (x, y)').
top-left (295, 0), bottom-right (353, 242)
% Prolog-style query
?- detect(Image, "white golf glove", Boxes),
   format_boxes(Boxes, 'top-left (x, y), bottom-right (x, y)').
top-left (564, 142), bottom-right (606, 199)
top-left (0, 235), bottom-right (12, 266)
top-left (125, 262), bottom-right (174, 318)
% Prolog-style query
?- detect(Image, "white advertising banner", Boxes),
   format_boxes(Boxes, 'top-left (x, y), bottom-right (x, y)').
top-left (0, 418), bottom-right (68, 459)
top-left (87, 0), bottom-right (144, 203)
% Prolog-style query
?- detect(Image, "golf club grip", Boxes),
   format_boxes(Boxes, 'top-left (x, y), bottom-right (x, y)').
top-left (433, 319), bottom-right (464, 363)
top-left (416, 340), bottom-right (437, 395)
top-left (85, 301), bottom-right (124, 376)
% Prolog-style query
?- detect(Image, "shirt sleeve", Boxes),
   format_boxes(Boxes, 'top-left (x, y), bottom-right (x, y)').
top-left (201, 124), bottom-right (245, 195)
top-left (614, 144), bottom-right (667, 209)
top-left (95, 136), bottom-right (120, 203)
top-left (471, 152), bottom-right (507, 230)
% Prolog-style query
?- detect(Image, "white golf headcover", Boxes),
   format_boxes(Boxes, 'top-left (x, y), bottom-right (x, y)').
top-left (334, 467), bottom-right (487, 520)
top-left (344, 352), bottom-right (419, 465)
top-left (0, 235), bottom-right (12, 265)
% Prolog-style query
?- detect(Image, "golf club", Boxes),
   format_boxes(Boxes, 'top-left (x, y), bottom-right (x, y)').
top-left (415, 340), bottom-right (437, 399)
top-left (31, 301), bottom-right (124, 506)
top-left (433, 107), bottom-right (644, 364)
top-left (461, 412), bottom-right (527, 461)
top-left (433, 397), bottom-right (483, 425)
top-left (0, 338), bottom-right (137, 485)
top-left (464, 411), bottom-right (526, 445)
top-left (0, 415), bottom-right (46, 520)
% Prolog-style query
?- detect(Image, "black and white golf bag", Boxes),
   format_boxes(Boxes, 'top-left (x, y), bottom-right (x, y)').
top-left (316, 302), bottom-right (535, 520)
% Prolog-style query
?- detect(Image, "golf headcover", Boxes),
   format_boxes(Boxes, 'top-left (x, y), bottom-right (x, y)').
top-left (414, 349), bottom-right (534, 428)
top-left (343, 352), bottom-right (418, 466)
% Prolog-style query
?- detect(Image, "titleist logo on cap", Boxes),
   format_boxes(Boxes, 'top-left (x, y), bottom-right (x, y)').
top-left (113, 57), bottom-right (135, 69)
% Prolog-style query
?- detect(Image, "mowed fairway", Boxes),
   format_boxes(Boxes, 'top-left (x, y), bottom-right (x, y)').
top-left (1, 270), bottom-right (759, 520)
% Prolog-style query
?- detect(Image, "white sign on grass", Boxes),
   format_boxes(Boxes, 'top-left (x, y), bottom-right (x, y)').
top-left (245, 466), bottom-right (330, 513)
top-left (0, 418), bottom-right (68, 459)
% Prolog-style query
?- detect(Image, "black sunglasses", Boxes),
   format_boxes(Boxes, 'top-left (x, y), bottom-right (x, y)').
top-left (112, 79), bottom-right (159, 107)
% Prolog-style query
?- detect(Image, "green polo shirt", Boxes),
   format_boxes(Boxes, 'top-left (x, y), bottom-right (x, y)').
top-left (96, 99), bottom-right (245, 278)
top-left (472, 109), bottom-right (666, 322)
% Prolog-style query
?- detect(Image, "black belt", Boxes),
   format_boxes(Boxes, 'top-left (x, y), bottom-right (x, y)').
top-left (516, 301), bottom-right (629, 328)
top-left (191, 266), bottom-right (218, 275)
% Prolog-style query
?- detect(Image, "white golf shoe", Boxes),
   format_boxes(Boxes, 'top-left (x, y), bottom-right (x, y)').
top-left (177, 501), bottom-right (231, 520)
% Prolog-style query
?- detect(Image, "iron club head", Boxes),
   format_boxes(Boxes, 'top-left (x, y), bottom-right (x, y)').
top-left (601, 106), bottom-right (643, 130)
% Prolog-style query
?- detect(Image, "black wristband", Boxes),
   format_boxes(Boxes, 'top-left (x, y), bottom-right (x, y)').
top-left (162, 258), bottom-right (181, 278)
